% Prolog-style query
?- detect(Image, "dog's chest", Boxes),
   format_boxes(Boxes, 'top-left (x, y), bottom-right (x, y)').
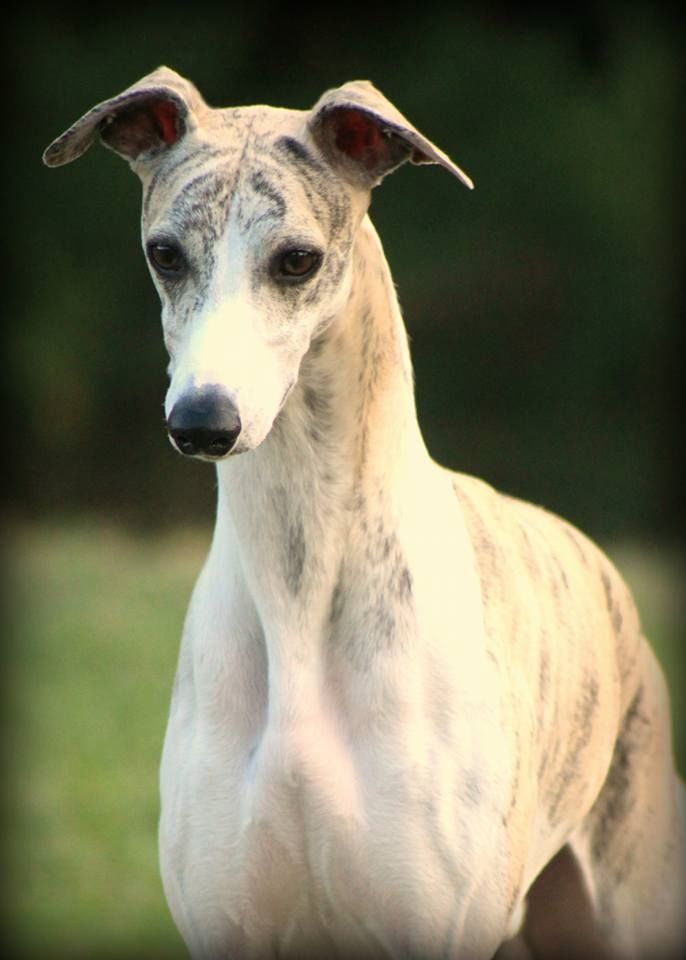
top-left (158, 499), bottom-right (504, 952)
top-left (159, 638), bottom-right (488, 954)
top-left (228, 722), bottom-right (371, 925)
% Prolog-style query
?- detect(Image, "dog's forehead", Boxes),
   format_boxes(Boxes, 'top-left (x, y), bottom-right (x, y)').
top-left (143, 105), bottom-right (313, 222)
top-left (142, 103), bottom-right (351, 249)
top-left (207, 102), bottom-right (309, 151)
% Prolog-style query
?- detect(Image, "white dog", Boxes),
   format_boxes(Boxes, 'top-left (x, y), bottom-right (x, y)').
top-left (44, 68), bottom-right (685, 959)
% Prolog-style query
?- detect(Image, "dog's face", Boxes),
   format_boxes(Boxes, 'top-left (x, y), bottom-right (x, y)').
top-left (141, 109), bottom-right (361, 457)
top-left (43, 68), bottom-right (471, 459)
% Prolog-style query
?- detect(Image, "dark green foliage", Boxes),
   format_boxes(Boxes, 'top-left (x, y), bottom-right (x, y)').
top-left (8, 3), bottom-right (682, 540)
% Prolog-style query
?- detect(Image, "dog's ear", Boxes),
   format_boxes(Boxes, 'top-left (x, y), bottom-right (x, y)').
top-left (43, 66), bottom-right (208, 169)
top-left (306, 80), bottom-right (473, 190)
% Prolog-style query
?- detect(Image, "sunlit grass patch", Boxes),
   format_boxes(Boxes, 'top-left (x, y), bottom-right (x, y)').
top-left (4, 520), bottom-right (207, 958)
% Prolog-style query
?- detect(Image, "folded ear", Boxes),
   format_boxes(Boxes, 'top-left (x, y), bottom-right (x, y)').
top-left (43, 66), bottom-right (208, 168)
top-left (306, 80), bottom-right (473, 190)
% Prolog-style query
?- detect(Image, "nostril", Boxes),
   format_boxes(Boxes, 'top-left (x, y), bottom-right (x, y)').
top-left (206, 434), bottom-right (233, 457)
top-left (172, 432), bottom-right (198, 456)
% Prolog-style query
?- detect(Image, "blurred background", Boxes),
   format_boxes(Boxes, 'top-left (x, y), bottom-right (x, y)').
top-left (4, 2), bottom-right (684, 957)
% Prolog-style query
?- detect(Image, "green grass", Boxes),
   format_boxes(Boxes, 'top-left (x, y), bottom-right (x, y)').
top-left (3, 522), bottom-right (684, 957)
top-left (4, 521), bottom-right (206, 959)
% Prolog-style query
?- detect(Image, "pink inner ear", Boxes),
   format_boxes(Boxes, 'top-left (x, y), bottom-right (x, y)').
top-left (333, 109), bottom-right (385, 170)
top-left (152, 101), bottom-right (179, 146)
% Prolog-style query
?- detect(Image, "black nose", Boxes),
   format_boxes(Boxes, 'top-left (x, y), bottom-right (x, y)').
top-left (167, 387), bottom-right (242, 459)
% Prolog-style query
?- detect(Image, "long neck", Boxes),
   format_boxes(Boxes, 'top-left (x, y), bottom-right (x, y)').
top-left (214, 216), bottom-right (429, 646)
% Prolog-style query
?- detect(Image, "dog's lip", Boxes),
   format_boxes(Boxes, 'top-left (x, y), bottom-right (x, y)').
top-left (277, 379), bottom-right (296, 413)
top-left (173, 446), bottom-right (244, 462)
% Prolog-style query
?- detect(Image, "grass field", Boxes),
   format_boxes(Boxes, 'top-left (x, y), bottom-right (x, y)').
top-left (4, 520), bottom-right (684, 957)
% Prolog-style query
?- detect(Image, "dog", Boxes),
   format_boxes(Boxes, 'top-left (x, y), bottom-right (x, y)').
top-left (44, 67), bottom-right (685, 959)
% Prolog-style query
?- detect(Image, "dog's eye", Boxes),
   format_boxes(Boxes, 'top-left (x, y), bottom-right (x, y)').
top-left (277, 249), bottom-right (321, 280)
top-left (147, 242), bottom-right (184, 275)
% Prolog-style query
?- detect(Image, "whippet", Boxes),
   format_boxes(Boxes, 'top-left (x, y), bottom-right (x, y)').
top-left (44, 68), bottom-right (685, 959)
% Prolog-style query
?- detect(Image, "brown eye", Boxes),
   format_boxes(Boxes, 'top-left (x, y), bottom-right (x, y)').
top-left (278, 249), bottom-right (321, 280)
top-left (147, 242), bottom-right (184, 275)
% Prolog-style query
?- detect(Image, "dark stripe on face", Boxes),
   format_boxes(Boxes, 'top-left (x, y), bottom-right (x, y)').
top-left (248, 171), bottom-right (287, 221)
top-left (274, 135), bottom-right (326, 175)
top-left (169, 168), bottom-right (234, 247)
top-left (143, 145), bottom-right (227, 217)
top-left (226, 129), bottom-right (352, 247)
top-left (271, 134), bottom-right (350, 243)
top-left (171, 168), bottom-right (228, 211)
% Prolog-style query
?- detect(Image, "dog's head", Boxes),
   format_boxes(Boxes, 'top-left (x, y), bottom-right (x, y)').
top-left (44, 67), bottom-right (472, 460)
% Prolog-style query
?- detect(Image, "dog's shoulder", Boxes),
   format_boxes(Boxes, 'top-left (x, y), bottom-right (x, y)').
top-left (449, 469), bottom-right (642, 669)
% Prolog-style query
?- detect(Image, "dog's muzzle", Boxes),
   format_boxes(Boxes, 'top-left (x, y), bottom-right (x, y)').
top-left (166, 386), bottom-right (242, 459)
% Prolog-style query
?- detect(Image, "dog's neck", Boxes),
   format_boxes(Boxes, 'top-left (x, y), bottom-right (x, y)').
top-left (213, 216), bottom-right (427, 658)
